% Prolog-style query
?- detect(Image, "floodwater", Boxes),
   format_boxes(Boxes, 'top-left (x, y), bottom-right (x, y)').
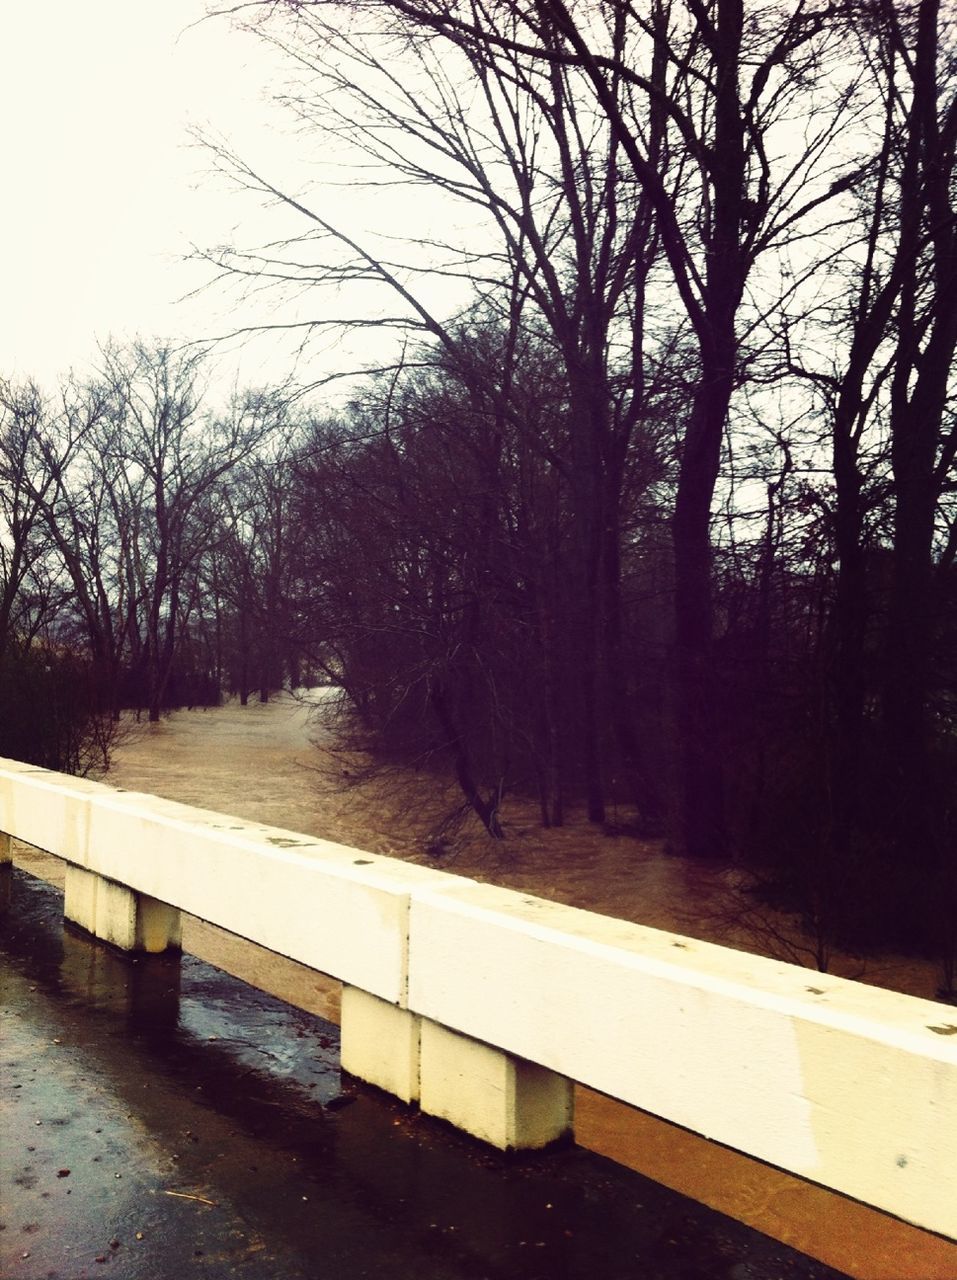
top-left (104, 691), bottom-right (943, 1002)
top-left (1, 869), bottom-right (846, 1280)
top-left (5, 693), bottom-right (957, 1279)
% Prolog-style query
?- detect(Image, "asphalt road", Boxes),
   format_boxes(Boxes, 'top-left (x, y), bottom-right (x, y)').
top-left (1, 868), bottom-right (849, 1280)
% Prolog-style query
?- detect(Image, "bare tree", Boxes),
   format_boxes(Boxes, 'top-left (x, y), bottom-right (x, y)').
top-left (213, 434), bottom-right (305, 703)
top-left (201, 0), bottom-right (868, 855)
top-left (0, 382), bottom-right (60, 656)
top-left (96, 342), bottom-right (286, 720)
top-left (200, 0), bottom-right (681, 824)
top-left (0, 376), bottom-right (137, 711)
top-left (0, 380), bottom-right (126, 771)
top-left (768, 0), bottom-right (957, 975)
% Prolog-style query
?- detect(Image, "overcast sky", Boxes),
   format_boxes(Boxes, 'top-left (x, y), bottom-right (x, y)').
top-left (1, 1), bottom-right (311, 392)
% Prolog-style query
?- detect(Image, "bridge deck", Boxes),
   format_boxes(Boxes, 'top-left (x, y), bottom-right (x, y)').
top-left (1, 868), bottom-right (848, 1280)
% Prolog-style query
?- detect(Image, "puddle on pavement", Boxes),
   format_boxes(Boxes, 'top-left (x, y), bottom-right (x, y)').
top-left (1, 870), bottom-right (848, 1280)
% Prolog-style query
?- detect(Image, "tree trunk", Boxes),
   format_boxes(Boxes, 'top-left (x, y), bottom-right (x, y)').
top-left (567, 382), bottom-right (607, 824)
top-left (829, 422), bottom-right (867, 860)
top-left (429, 684), bottom-right (505, 838)
top-left (669, 0), bottom-right (744, 860)
top-left (601, 472), bottom-right (662, 826)
top-left (672, 360), bottom-right (731, 860)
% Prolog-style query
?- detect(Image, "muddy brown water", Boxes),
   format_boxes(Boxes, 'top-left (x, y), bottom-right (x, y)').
top-left (6, 692), bottom-right (957, 1278)
top-left (103, 691), bottom-right (942, 1002)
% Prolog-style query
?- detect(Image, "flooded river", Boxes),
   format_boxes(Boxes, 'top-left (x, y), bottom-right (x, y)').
top-left (5, 693), bottom-right (957, 1278)
top-left (104, 691), bottom-right (943, 1003)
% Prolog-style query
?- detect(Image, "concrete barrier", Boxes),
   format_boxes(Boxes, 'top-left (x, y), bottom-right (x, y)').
top-left (1, 756), bottom-right (955, 1240)
top-left (0, 760), bottom-right (461, 1000)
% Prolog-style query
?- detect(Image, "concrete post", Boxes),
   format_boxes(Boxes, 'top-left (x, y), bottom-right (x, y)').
top-left (340, 988), bottom-right (573, 1149)
top-left (340, 986), bottom-right (421, 1104)
top-left (64, 865), bottom-right (181, 952)
top-left (0, 832), bottom-right (11, 911)
top-left (418, 1019), bottom-right (574, 1151)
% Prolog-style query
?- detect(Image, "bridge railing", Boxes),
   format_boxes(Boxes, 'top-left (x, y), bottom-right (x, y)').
top-left (1, 755), bottom-right (954, 1241)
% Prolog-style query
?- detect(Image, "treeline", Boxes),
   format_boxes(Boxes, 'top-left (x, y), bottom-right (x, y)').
top-left (0, 344), bottom-right (294, 757)
top-left (2, 0), bottom-right (956, 985)
top-left (290, 326), bottom-right (954, 978)
top-left (219, 0), bottom-right (953, 981)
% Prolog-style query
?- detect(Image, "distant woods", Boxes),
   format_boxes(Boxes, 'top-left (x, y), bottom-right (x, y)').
top-left (2, 0), bottom-right (955, 987)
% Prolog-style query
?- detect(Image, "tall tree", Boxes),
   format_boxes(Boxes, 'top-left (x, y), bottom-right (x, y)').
top-left (0, 382), bottom-right (58, 657)
top-left (208, 0), bottom-right (863, 854)
top-left (878, 0), bottom-right (957, 833)
top-left (199, 0), bottom-right (690, 823)
top-left (0, 377), bottom-right (135, 709)
top-left (215, 438), bottom-right (304, 703)
top-left (97, 342), bottom-right (285, 720)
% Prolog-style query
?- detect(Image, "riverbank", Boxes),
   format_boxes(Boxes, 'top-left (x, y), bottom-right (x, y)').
top-left (102, 691), bottom-right (942, 1003)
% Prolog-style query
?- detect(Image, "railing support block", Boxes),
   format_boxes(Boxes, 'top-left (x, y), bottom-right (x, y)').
top-left (419, 1018), bottom-right (574, 1151)
top-left (64, 865), bottom-right (181, 952)
top-left (340, 985), bottom-right (421, 1104)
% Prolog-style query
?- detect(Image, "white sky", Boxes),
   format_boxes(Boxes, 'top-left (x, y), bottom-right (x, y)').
top-left (1, 1), bottom-right (319, 393)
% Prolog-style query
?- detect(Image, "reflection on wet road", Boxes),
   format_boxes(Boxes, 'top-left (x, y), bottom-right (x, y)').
top-left (1, 870), bottom-right (847, 1280)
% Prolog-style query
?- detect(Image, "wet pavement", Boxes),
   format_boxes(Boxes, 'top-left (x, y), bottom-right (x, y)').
top-left (1, 869), bottom-right (849, 1280)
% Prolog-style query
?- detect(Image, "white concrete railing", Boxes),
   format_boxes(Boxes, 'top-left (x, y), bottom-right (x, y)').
top-left (1, 755), bottom-right (955, 1242)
